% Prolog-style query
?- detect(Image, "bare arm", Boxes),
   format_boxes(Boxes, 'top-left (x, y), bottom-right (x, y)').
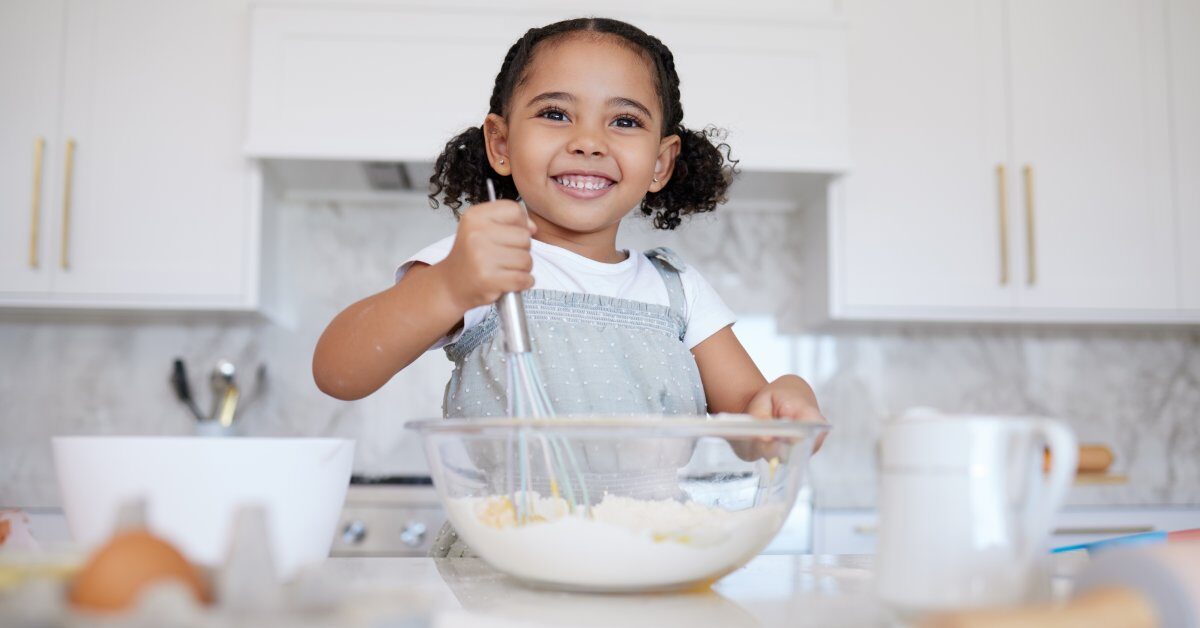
top-left (312, 262), bottom-right (464, 400)
top-left (691, 326), bottom-right (770, 414)
top-left (313, 199), bottom-right (536, 401)
top-left (692, 325), bottom-right (827, 453)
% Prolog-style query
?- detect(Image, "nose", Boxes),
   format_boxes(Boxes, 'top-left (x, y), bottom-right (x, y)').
top-left (566, 124), bottom-right (607, 158)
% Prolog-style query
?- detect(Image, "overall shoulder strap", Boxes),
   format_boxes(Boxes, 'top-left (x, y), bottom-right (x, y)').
top-left (644, 247), bottom-right (688, 320)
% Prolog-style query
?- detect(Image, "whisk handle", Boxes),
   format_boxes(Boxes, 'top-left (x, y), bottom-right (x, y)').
top-left (497, 291), bottom-right (532, 354)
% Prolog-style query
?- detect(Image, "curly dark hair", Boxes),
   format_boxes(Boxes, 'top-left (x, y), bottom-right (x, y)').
top-left (428, 17), bottom-right (738, 230)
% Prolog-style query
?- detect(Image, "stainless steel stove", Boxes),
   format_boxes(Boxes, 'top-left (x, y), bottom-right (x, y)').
top-left (331, 475), bottom-right (444, 557)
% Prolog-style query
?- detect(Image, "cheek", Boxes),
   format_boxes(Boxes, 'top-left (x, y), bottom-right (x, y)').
top-left (615, 144), bottom-right (659, 182)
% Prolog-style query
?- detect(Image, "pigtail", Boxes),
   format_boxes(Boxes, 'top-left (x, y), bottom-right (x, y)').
top-left (427, 127), bottom-right (520, 215)
top-left (641, 125), bottom-right (739, 230)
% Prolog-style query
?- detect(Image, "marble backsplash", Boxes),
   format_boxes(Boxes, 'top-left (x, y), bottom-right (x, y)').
top-left (2, 193), bottom-right (1198, 509)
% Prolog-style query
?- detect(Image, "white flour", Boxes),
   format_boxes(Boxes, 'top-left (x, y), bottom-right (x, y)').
top-left (445, 493), bottom-right (785, 590)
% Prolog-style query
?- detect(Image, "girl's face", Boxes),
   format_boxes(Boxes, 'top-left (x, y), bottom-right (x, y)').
top-left (484, 35), bottom-right (680, 239)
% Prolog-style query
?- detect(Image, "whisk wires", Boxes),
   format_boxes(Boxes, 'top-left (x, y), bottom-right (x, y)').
top-left (487, 179), bottom-right (590, 524)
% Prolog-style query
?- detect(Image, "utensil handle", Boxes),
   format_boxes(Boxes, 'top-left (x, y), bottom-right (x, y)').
top-left (485, 178), bottom-right (534, 355)
top-left (1025, 420), bottom-right (1077, 556)
top-left (497, 291), bottom-right (532, 353)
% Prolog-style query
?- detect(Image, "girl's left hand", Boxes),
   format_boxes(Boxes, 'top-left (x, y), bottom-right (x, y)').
top-left (742, 374), bottom-right (829, 457)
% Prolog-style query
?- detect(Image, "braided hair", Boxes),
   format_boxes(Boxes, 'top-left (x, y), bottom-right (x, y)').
top-left (428, 17), bottom-right (738, 230)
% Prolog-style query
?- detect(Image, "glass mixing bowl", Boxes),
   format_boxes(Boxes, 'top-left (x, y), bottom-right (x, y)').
top-left (408, 415), bottom-right (828, 592)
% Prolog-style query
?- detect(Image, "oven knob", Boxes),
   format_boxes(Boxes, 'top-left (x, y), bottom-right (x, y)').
top-left (341, 520), bottom-right (368, 545)
top-left (400, 521), bottom-right (427, 548)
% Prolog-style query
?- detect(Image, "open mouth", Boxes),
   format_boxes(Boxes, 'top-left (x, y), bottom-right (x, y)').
top-left (550, 173), bottom-right (617, 199)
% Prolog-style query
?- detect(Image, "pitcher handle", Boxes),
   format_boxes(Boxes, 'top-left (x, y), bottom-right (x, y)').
top-left (1025, 420), bottom-right (1077, 553)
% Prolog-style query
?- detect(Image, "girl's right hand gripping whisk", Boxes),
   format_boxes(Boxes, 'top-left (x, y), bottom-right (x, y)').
top-left (487, 180), bottom-right (590, 523)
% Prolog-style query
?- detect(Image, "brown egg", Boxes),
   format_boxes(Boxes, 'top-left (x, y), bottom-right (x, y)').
top-left (69, 529), bottom-right (212, 612)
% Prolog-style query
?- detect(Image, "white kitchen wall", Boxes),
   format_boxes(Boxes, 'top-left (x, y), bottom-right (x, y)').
top-left (2, 193), bottom-right (1197, 509)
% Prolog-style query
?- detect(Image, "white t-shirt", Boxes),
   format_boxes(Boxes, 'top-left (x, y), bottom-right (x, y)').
top-left (396, 236), bottom-right (735, 351)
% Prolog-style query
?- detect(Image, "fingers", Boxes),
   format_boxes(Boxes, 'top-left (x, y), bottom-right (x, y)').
top-left (487, 224), bottom-right (534, 249)
top-left (491, 247), bottom-right (533, 272)
top-left (465, 200), bottom-right (530, 229)
top-left (495, 270), bottom-right (536, 292)
top-left (745, 389), bottom-right (775, 419)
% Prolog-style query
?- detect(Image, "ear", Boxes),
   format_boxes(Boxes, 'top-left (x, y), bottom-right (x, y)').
top-left (483, 113), bottom-right (511, 176)
top-left (649, 134), bottom-right (681, 193)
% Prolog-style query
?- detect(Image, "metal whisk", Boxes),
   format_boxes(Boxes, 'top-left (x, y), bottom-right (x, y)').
top-left (487, 180), bottom-right (590, 523)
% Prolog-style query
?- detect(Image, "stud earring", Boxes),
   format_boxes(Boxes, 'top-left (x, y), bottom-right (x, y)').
top-left (499, 159), bottom-right (505, 165)
top-left (653, 177), bottom-right (660, 183)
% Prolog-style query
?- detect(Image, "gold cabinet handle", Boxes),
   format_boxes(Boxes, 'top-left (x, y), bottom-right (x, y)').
top-left (61, 139), bottom-right (76, 270)
top-left (30, 137), bottom-right (46, 269)
top-left (996, 164), bottom-right (1010, 285)
top-left (1023, 164), bottom-right (1037, 285)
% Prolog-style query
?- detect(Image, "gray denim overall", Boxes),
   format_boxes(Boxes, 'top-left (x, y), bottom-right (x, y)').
top-left (429, 247), bottom-right (708, 557)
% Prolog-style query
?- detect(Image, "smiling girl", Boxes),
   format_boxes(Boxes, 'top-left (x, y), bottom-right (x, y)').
top-left (313, 17), bottom-right (825, 480)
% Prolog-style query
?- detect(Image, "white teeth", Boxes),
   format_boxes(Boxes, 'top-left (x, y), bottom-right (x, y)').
top-left (555, 175), bottom-right (612, 190)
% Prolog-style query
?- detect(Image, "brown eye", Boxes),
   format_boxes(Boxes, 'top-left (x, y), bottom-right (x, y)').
top-left (538, 107), bottom-right (569, 122)
top-left (613, 116), bottom-right (643, 129)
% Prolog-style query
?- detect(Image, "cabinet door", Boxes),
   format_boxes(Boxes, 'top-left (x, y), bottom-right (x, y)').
top-left (245, 5), bottom-right (850, 172)
top-left (1007, 0), bottom-right (1176, 311)
top-left (51, 0), bottom-right (257, 306)
top-left (835, 0), bottom-right (1013, 316)
top-left (0, 0), bottom-right (64, 296)
top-left (1172, 0), bottom-right (1200, 310)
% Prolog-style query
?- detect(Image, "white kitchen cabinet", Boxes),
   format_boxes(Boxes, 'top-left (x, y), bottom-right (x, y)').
top-left (830, 0), bottom-right (1193, 323)
top-left (835, 0), bottom-right (1012, 312)
top-left (244, 1), bottom-right (850, 172)
top-left (1173, 0), bottom-right (1200, 311)
top-left (0, 0), bottom-right (260, 310)
top-left (1007, 0), bottom-right (1175, 311)
top-left (0, 0), bottom-right (65, 296)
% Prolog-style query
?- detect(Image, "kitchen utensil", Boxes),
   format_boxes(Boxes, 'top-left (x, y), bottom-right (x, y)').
top-left (52, 437), bottom-right (354, 579)
top-left (208, 360), bottom-right (236, 421)
top-left (216, 381), bottom-right (240, 428)
top-left (1044, 443), bottom-right (1115, 474)
top-left (169, 359), bottom-right (205, 422)
top-left (486, 179), bottom-right (589, 522)
top-left (237, 363), bottom-right (268, 416)
top-left (1052, 528), bottom-right (1200, 554)
top-left (876, 412), bottom-right (1077, 612)
top-left (408, 415), bottom-right (827, 592)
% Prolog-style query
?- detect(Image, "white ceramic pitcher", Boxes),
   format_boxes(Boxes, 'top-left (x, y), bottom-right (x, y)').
top-left (875, 411), bottom-right (1077, 612)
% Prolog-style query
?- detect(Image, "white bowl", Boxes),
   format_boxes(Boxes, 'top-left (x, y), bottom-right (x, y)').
top-left (53, 436), bottom-right (354, 579)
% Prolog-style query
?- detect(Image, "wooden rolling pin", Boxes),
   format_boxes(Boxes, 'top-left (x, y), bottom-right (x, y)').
top-left (1045, 444), bottom-right (1114, 474)
top-left (921, 587), bottom-right (1156, 628)
top-left (922, 541), bottom-right (1200, 628)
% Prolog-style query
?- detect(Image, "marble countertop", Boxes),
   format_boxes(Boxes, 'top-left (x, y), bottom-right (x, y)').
top-left (326, 554), bottom-right (886, 627)
top-left (317, 554), bottom-right (1077, 628)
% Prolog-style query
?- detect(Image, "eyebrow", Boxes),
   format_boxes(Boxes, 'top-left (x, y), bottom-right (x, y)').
top-left (525, 91), bottom-right (655, 120)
